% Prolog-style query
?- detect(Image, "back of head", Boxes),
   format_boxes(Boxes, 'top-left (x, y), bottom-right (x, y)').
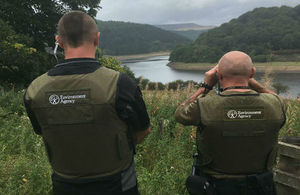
top-left (218, 51), bottom-right (253, 79)
top-left (57, 11), bottom-right (97, 48)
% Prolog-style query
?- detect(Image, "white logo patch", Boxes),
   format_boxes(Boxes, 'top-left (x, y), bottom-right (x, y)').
top-left (49, 94), bottom-right (60, 105)
top-left (227, 110), bottom-right (238, 119)
top-left (49, 94), bottom-right (86, 105)
top-left (226, 109), bottom-right (263, 119)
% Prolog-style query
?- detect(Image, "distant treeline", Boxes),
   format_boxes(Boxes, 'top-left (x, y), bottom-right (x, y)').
top-left (137, 78), bottom-right (199, 91)
top-left (136, 78), bottom-right (290, 96)
top-left (170, 30), bottom-right (210, 41)
top-left (97, 20), bottom-right (191, 55)
top-left (170, 5), bottom-right (300, 63)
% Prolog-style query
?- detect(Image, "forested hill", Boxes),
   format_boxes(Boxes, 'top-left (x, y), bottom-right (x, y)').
top-left (155, 23), bottom-right (215, 41)
top-left (170, 5), bottom-right (300, 63)
top-left (97, 20), bottom-right (191, 55)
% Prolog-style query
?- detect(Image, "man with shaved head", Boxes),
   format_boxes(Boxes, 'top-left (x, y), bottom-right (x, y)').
top-left (175, 51), bottom-right (286, 195)
top-left (24, 11), bottom-right (150, 195)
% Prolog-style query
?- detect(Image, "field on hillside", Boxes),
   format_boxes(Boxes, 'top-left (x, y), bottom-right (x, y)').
top-left (0, 88), bottom-right (299, 194)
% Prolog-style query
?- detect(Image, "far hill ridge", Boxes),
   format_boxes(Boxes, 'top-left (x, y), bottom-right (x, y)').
top-left (97, 20), bottom-right (191, 56)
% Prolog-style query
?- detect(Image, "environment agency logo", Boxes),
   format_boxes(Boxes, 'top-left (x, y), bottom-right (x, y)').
top-left (227, 110), bottom-right (238, 119)
top-left (49, 94), bottom-right (60, 105)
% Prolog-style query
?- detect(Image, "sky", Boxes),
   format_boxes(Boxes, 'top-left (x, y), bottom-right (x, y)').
top-left (96, 0), bottom-right (300, 26)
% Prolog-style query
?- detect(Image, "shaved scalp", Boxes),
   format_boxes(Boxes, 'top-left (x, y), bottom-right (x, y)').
top-left (218, 51), bottom-right (253, 78)
top-left (57, 11), bottom-right (97, 47)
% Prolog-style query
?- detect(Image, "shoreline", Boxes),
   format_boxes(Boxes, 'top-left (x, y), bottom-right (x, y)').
top-left (167, 62), bottom-right (300, 73)
top-left (108, 51), bottom-right (171, 61)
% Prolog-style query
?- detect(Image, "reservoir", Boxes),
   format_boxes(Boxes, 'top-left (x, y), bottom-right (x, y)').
top-left (123, 55), bottom-right (300, 99)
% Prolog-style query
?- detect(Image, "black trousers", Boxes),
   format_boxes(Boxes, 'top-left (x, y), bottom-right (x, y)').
top-left (211, 172), bottom-right (277, 195)
top-left (52, 181), bottom-right (140, 195)
top-left (52, 172), bottom-right (140, 195)
top-left (186, 171), bottom-right (276, 195)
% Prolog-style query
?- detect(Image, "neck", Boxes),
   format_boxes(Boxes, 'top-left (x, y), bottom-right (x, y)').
top-left (64, 45), bottom-right (96, 59)
top-left (220, 80), bottom-right (250, 92)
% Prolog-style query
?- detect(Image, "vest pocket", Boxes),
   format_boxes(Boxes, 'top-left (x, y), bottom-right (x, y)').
top-left (222, 129), bottom-right (265, 137)
top-left (46, 105), bottom-right (94, 125)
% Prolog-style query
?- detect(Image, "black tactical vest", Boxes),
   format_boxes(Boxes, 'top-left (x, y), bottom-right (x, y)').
top-left (25, 66), bottom-right (133, 178)
top-left (197, 90), bottom-right (286, 174)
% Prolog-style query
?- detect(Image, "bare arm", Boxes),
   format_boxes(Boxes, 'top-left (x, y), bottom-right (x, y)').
top-left (134, 128), bottom-right (151, 145)
top-left (183, 65), bottom-right (218, 105)
top-left (248, 78), bottom-right (276, 95)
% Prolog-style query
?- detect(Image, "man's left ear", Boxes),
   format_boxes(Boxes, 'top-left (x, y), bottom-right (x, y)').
top-left (94, 32), bottom-right (100, 46)
top-left (250, 67), bottom-right (256, 78)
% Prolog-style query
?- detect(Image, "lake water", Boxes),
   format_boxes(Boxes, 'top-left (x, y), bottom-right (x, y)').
top-left (122, 56), bottom-right (300, 99)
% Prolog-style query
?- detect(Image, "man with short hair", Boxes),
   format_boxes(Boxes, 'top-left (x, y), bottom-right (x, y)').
top-left (175, 51), bottom-right (286, 195)
top-left (24, 11), bottom-right (150, 195)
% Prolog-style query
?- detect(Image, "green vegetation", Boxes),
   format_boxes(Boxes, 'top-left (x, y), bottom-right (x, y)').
top-left (272, 83), bottom-right (289, 95)
top-left (1, 86), bottom-right (299, 194)
top-left (97, 20), bottom-right (191, 55)
top-left (0, 0), bottom-right (101, 51)
top-left (170, 5), bottom-right (300, 63)
top-left (0, 0), bottom-right (101, 87)
top-left (0, 19), bottom-right (54, 87)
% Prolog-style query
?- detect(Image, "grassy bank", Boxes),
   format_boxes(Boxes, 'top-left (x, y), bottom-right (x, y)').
top-left (110, 51), bottom-right (171, 61)
top-left (0, 88), bottom-right (299, 194)
top-left (168, 61), bottom-right (300, 73)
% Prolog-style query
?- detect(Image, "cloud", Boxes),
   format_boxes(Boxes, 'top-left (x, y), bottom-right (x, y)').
top-left (96, 0), bottom-right (300, 25)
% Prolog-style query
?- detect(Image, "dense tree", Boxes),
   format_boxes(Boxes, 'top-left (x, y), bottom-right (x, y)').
top-left (0, 0), bottom-right (101, 51)
top-left (170, 5), bottom-right (300, 63)
top-left (0, 19), bottom-right (54, 86)
top-left (0, 1), bottom-right (136, 87)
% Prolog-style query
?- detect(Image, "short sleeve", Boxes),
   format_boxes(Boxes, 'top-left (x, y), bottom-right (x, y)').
top-left (116, 74), bottom-right (150, 131)
top-left (24, 89), bottom-right (42, 135)
top-left (274, 95), bottom-right (288, 128)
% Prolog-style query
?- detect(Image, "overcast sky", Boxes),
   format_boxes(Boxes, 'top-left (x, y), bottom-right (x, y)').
top-left (96, 0), bottom-right (300, 26)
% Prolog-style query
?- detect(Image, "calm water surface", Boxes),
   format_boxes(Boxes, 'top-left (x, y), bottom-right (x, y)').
top-left (123, 56), bottom-right (300, 98)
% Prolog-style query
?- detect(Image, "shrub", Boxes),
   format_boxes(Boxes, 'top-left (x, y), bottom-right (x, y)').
top-left (0, 19), bottom-right (54, 87)
top-left (98, 56), bottom-right (135, 80)
top-left (272, 82), bottom-right (289, 95)
top-left (252, 55), bottom-right (268, 62)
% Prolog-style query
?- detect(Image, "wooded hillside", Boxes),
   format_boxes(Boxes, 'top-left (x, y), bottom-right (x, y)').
top-left (170, 5), bottom-right (300, 63)
top-left (97, 20), bottom-right (191, 55)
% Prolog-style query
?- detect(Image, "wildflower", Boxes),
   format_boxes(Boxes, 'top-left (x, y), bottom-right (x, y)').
top-left (28, 47), bottom-right (37, 54)
top-left (13, 43), bottom-right (24, 49)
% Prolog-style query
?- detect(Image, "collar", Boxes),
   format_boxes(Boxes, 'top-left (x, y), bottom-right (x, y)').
top-left (219, 90), bottom-right (260, 97)
top-left (221, 86), bottom-right (250, 92)
top-left (48, 58), bottom-right (101, 76)
top-left (55, 58), bottom-right (99, 67)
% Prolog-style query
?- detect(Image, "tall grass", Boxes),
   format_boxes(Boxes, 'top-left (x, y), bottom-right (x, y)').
top-left (0, 87), bottom-right (299, 194)
top-left (0, 89), bottom-right (52, 195)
